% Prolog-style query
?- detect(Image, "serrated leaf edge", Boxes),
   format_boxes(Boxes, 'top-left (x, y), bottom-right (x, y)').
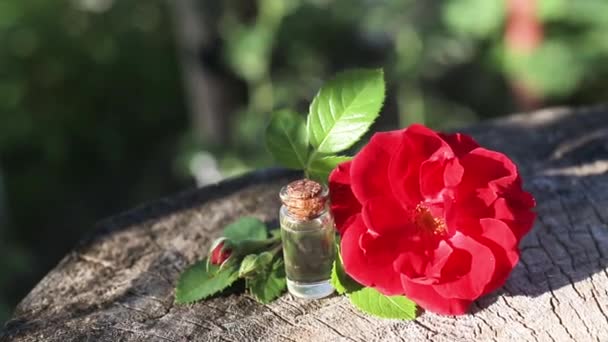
top-left (308, 155), bottom-right (352, 174)
top-left (175, 264), bottom-right (239, 304)
top-left (307, 68), bottom-right (385, 154)
top-left (347, 287), bottom-right (417, 320)
top-left (266, 111), bottom-right (308, 169)
top-left (330, 259), bottom-right (346, 295)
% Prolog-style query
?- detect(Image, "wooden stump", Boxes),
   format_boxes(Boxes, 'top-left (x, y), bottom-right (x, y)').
top-left (2, 107), bottom-right (608, 341)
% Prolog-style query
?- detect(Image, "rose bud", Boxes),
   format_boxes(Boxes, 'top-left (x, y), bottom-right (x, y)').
top-left (329, 124), bottom-right (535, 315)
top-left (209, 241), bottom-right (231, 265)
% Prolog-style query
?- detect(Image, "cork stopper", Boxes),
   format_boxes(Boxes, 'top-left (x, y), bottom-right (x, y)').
top-left (280, 179), bottom-right (328, 220)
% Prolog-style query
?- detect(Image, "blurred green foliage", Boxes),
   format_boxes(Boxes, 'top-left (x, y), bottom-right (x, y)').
top-left (0, 0), bottom-right (187, 322)
top-left (2, 0), bottom-right (608, 324)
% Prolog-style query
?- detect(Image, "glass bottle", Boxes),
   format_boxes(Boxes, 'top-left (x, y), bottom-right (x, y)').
top-left (279, 179), bottom-right (335, 299)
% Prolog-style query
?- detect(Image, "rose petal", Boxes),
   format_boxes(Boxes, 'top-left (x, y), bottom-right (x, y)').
top-left (433, 233), bottom-right (496, 300)
top-left (406, 124), bottom-right (454, 160)
top-left (394, 251), bottom-right (432, 283)
top-left (389, 137), bottom-right (423, 206)
top-left (439, 132), bottom-right (480, 157)
top-left (478, 218), bottom-right (520, 294)
top-left (210, 242), bottom-right (231, 265)
top-left (329, 161), bottom-right (362, 234)
top-left (459, 147), bottom-right (514, 182)
top-left (420, 159), bottom-right (445, 201)
top-left (509, 181), bottom-right (536, 209)
top-left (401, 276), bottom-right (473, 315)
top-left (481, 218), bottom-right (517, 251)
top-left (458, 148), bottom-right (520, 204)
top-left (445, 196), bottom-right (486, 236)
top-left (418, 157), bottom-right (463, 202)
top-left (350, 131), bottom-right (403, 204)
top-left (362, 197), bottom-right (409, 235)
top-left (395, 240), bottom-right (453, 285)
top-left (493, 197), bottom-right (515, 221)
top-left (444, 158), bottom-right (464, 188)
top-left (493, 198), bottom-right (536, 240)
top-left (389, 125), bottom-right (454, 207)
top-left (341, 215), bottom-right (404, 295)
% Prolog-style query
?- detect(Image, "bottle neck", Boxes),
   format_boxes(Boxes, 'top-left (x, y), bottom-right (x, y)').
top-left (279, 179), bottom-right (328, 221)
top-left (280, 202), bottom-right (329, 222)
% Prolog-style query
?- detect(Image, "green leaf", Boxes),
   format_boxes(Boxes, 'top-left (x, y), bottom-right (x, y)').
top-left (175, 259), bottom-right (239, 304)
top-left (239, 252), bottom-right (274, 278)
top-left (348, 287), bottom-right (417, 320)
top-left (307, 68), bottom-right (385, 154)
top-left (442, 0), bottom-right (504, 38)
top-left (308, 156), bottom-right (351, 183)
top-left (503, 40), bottom-right (583, 97)
top-left (538, 0), bottom-right (567, 20)
top-left (269, 228), bottom-right (281, 240)
top-left (223, 217), bottom-right (268, 242)
top-left (330, 238), bottom-right (362, 294)
top-left (247, 258), bottom-right (287, 304)
top-left (266, 110), bottom-right (309, 169)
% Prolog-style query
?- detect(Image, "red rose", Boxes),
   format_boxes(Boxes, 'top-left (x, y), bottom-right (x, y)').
top-left (329, 124), bottom-right (535, 315)
top-left (210, 241), bottom-right (231, 265)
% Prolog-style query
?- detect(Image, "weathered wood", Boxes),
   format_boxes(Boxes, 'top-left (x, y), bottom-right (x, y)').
top-left (3, 106), bottom-right (608, 342)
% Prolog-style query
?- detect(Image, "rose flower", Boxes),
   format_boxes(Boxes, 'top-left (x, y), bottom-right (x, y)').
top-left (329, 124), bottom-right (535, 315)
top-left (210, 241), bottom-right (231, 265)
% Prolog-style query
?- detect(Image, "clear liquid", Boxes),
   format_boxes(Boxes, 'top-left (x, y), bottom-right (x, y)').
top-left (286, 279), bottom-right (334, 299)
top-left (280, 206), bottom-right (335, 299)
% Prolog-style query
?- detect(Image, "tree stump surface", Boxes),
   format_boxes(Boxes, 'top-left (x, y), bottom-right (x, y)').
top-left (2, 106), bottom-right (608, 342)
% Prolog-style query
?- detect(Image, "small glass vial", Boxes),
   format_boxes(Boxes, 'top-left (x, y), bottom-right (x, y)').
top-left (279, 179), bottom-right (335, 299)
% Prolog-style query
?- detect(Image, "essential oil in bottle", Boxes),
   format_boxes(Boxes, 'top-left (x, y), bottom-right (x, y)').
top-left (279, 179), bottom-right (335, 299)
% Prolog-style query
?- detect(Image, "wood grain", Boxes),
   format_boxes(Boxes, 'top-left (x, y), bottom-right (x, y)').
top-left (2, 106), bottom-right (608, 341)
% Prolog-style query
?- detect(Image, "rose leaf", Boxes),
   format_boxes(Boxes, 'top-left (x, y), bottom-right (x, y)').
top-left (175, 259), bottom-right (240, 304)
top-left (307, 68), bottom-right (385, 154)
top-left (348, 287), bottom-right (418, 320)
top-left (238, 252), bottom-right (274, 278)
top-left (223, 217), bottom-right (268, 242)
top-left (308, 156), bottom-right (352, 183)
top-left (266, 109), bottom-right (309, 170)
top-left (246, 258), bottom-right (287, 304)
